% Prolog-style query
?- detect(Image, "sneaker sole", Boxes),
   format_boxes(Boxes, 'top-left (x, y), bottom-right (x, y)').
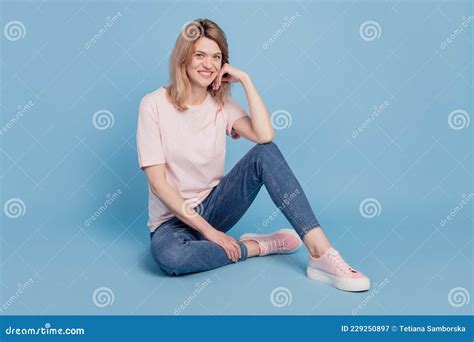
top-left (239, 228), bottom-right (303, 254)
top-left (307, 267), bottom-right (370, 292)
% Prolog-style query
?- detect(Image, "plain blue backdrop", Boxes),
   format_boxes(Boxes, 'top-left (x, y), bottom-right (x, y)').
top-left (1, 0), bottom-right (472, 315)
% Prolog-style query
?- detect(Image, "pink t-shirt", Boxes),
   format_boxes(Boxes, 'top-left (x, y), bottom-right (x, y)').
top-left (136, 86), bottom-right (248, 232)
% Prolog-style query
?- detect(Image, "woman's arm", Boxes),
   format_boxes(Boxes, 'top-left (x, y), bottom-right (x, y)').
top-left (144, 164), bottom-right (241, 262)
top-left (214, 64), bottom-right (274, 143)
top-left (236, 74), bottom-right (274, 143)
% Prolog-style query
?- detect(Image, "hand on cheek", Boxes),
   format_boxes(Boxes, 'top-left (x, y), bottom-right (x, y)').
top-left (213, 64), bottom-right (225, 90)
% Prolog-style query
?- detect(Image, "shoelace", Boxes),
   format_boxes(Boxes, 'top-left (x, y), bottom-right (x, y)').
top-left (260, 238), bottom-right (287, 255)
top-left (328, 250), bottom-right (350, 274)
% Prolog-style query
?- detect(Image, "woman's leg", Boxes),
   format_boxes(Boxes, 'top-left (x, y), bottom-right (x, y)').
top-left (207, 141), bottom-right (370, 291)
top-left (200, 141), bottom-right (331, 257)
top-left (150, 217), bottom-right (249, 276)
top-left (152, 142), bottom-right (369, 290)
top-left (151, 141), bottom-right (331, 276)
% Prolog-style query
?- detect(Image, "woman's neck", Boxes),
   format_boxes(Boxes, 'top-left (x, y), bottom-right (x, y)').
top-left (187, 84), bottom-right (208, 106)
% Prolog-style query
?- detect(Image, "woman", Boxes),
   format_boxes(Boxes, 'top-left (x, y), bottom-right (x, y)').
top-left (136, 19), bottom-right (370, 292)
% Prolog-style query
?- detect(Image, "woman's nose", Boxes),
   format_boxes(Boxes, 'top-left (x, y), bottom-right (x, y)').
top-left (202, 57), bottom-right (212, 69)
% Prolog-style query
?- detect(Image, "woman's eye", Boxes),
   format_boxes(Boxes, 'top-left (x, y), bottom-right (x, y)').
top-left (196, 54), bottom-right (203, 58)
top-left (214, 55), bottom-right (221, 60)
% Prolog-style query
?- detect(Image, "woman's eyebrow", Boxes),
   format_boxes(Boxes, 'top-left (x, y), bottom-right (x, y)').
top-left (195, 50), bottom-right (222, 56)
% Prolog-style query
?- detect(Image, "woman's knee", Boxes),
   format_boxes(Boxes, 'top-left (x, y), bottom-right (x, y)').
top-left (151, 242), bottom-right (187, 276)
top-left (250, 141), bottom-right (284, 163)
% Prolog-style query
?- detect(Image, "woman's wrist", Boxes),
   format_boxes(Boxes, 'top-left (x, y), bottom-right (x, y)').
top-left (199, 225), bottom-right (217, 238)
top-left (190, 215), bottom-right (216, 235)
top-left (239, 72), bottom-right (251, 86)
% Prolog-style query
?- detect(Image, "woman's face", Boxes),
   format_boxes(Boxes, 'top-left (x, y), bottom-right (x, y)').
top-left (186, 37), bottom-right (222, 89)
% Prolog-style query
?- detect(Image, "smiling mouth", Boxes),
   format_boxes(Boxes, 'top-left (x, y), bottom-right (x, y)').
top-left (198, 70), bottom-right (214, 79)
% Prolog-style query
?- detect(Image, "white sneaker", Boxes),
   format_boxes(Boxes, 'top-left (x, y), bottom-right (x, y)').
top-left (307, 247), bottom-right (370, 292)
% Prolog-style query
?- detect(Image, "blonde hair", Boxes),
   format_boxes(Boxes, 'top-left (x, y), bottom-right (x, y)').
top-left (166, 19), bottom-right (230, 112)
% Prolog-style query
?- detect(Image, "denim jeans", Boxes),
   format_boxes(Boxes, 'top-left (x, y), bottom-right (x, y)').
top-left (150, 142), bottom-right (321, 276)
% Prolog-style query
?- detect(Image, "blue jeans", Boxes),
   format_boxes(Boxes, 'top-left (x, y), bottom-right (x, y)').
top-left (150, 142), bottom-right (321, 276)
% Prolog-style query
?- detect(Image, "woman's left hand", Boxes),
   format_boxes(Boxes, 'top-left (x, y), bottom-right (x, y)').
top-left (212, 63), bottom-right (248, 90)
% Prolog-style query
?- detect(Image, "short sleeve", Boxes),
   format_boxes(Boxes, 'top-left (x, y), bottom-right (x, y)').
top-left (224, 97), bottom-right (249, 140)
top-left (136, 96), bottom-right (165, 170)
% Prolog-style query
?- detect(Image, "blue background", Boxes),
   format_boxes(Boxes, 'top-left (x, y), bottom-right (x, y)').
top-left (1, 0), bottom-right (472, 316)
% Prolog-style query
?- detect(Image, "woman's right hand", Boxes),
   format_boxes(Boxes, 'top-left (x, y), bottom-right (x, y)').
top-left (202, 228), bottom-right (241, 262)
